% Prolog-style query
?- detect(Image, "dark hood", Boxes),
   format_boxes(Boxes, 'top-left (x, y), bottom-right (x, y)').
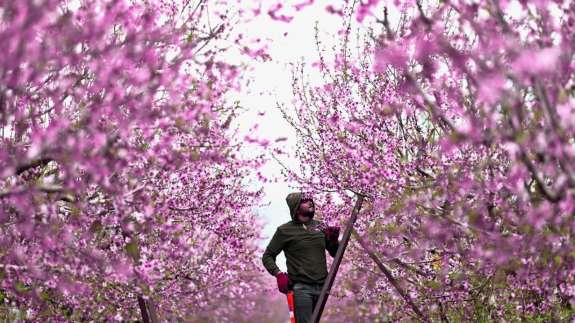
top-left (286, 192), bottom-right (303, 222)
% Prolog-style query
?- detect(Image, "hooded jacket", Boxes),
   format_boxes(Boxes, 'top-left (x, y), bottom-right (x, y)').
top-left (261, 192), bottom-right (339, 285)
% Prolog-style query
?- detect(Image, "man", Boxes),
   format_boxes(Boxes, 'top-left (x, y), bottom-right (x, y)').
top-left (262, 192), bottom-right (340, 323)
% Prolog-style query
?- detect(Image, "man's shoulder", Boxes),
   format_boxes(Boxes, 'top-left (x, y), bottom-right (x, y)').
top-left (310, 219), bottom-right (326, 227)
top-left (277, 219), bottom-right (324, 231)
top-left (277, 221), bottom-right (297, 230)
top-left (310, 219), bottom-right (328, 231)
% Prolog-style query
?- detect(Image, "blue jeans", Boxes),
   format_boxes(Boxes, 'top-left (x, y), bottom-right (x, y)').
top-left (293, 282), bottom-right (323, 323)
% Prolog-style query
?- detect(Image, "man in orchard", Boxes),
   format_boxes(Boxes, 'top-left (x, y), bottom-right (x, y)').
top-left (262, 192), bottom-right (340, 323)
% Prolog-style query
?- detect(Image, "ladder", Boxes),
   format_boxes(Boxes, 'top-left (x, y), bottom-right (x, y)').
top-left (310, 193), bottom-right (365, 323)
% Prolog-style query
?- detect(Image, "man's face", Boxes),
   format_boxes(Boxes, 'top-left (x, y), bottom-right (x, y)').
top-left (297, 199), bottom-right (314, 223)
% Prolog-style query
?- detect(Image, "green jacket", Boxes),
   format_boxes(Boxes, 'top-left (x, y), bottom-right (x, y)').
top-left (261, 192), bottom-right (339, 285)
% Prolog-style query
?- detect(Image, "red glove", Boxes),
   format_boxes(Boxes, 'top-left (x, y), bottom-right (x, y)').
top-left (323, 226), bottom-right (340, 245)
top-left (276, 272), bottom-right (290, 294)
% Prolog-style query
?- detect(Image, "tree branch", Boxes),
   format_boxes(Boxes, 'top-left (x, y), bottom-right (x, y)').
top-left (352, 229), bottom-right (428, 321)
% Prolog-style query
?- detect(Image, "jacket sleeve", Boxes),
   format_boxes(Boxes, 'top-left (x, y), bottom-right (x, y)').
top-left (262, 228), bottom-right (286, 276)
top-left (326, 240), bottom-right (339, 258)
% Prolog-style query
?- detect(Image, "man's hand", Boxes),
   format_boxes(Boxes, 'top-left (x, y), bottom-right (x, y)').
top-left (322, 226), bottom-right (340, 245)
top-left (275, 272), bottom-right (290, 294)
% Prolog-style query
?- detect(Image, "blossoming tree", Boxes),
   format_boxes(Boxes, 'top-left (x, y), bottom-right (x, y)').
top-left (282, 0), bottom-right (575, 321)
top-left (0, 0), bottom-right (270, 320)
